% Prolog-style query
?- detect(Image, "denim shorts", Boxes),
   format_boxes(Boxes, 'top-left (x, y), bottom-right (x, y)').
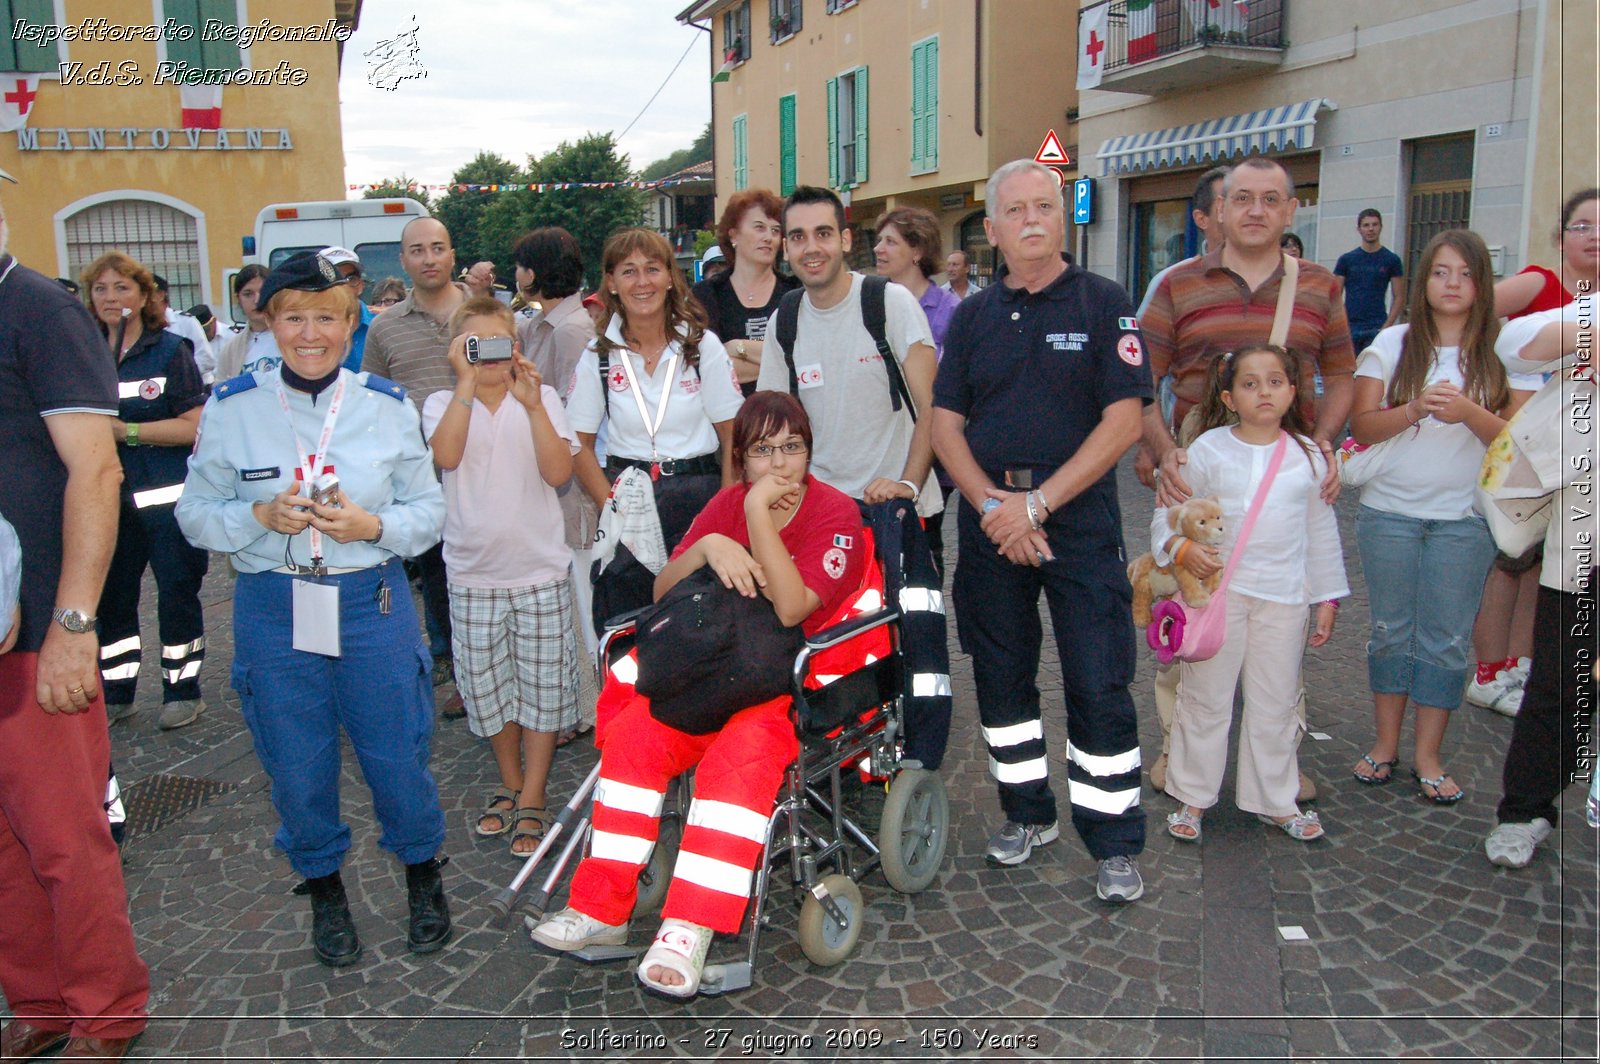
top-left (1355, 505), bottom-right (1497, 709)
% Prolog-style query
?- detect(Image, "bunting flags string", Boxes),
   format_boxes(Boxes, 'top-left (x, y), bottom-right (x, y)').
top-left (346, 175), bottom-right (708, 194)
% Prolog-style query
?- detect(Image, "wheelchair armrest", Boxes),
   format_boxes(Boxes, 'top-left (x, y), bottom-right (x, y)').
top-left (804, 607), bottom-right (900, 652)
top-left (600, 606), bottom-right (651, 634)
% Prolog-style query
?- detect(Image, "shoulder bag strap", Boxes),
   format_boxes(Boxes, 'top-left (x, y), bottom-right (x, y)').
top-left (775, 288), bottom-right (804, 397)
top-left (860, 275), bottom-right (915, 417)
top-left (1269, 253), bottom-right (1299, 349)
top-left (1214, 431), bottom-right (1289, 594)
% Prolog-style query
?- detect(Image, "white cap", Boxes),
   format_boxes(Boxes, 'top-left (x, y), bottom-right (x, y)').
top-left (700, 245), bottom-right (725, 265)
top-left (320, 246), bottom-right (361, 269)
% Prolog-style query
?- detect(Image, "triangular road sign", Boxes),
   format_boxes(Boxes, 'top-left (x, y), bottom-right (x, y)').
top-left (1034, 129), bottom-right (1070, 165)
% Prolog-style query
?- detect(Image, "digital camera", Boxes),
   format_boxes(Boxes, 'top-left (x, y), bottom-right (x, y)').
top-left (465, 335), bottom-right (513, 364)
top-left (310, 471), bottom-right (342, 509)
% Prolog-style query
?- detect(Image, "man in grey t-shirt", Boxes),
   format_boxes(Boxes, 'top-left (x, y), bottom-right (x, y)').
top-left (757, 186), bottom-right (940, 517)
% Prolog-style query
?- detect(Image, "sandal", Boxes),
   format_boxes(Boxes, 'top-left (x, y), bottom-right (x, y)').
top-left (637, 918), bottom-right (713, 999)
top-left (1352, 754), bottom-right (1399, 786)
top-left (1165, 807), bottom-right (1202, 843)
top-left (474, 787), bottom-right (518, 836)
top-left (1258, 809), bottom-right (1325, 841)
top-left (555, 722), bottom-right (595, 749)
top-left (1414, 771), bottom-right (1465, 805)
top-left (508, 807), bottom-right (549, 857)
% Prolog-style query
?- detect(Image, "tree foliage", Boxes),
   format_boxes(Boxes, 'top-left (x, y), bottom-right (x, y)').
top-left (361, 175), bottom-right (431, 208)
top-left (639, 122), bottom-right (714, 182)
top-left (431, 151), bottom-right (522, 272)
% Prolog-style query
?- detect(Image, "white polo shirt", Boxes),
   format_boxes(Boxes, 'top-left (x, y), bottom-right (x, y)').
top-left (565, 317), bottom-right (742, 462)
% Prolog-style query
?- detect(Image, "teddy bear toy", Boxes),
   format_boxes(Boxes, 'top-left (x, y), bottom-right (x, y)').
top-left (1128, 497), bottom-right (1226, 628)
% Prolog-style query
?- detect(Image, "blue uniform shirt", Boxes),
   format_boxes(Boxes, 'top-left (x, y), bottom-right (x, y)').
top-left (177, 367), bottom-right (444, 573)
top-left (115, 328), bottom-right (207, 496)
top-left (341, 301), bottom-right (377, 373)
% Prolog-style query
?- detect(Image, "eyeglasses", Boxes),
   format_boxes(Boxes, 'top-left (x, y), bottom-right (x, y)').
top-left (372, 297), bottom-right (402, 307)
top-left (1566, 222), bottom-right (1597, 235)
top-left (745, 441), bottom-right (808, 459)
top-left (1228, 192), bottom-right (1286, 210)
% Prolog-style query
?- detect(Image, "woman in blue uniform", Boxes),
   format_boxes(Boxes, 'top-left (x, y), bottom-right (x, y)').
top-left (82, 251), bottom-right (210, 730)
top-left (176, 252), bottom-right (450, 968)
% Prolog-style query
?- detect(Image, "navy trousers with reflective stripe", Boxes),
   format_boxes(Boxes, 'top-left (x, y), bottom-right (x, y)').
top-left (953, 499), bottom-right (1146, 859)
top-left (97, 495), bottom-right (209, 706)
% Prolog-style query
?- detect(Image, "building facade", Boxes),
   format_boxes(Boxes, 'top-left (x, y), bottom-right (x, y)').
top-left (0, 0), bottom-right (357, 310)
top-left (678, 0), bottom-right (1082, 283)
top-left (1076, 0), bottom-right (1598, 297)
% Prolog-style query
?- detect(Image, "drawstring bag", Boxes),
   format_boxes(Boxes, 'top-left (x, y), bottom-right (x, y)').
top-left (1149, 432), bottom-right (1287, 664)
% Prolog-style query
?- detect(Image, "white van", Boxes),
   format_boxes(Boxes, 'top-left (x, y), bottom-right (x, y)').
top-left (227, 198), bottom-right (429, 323)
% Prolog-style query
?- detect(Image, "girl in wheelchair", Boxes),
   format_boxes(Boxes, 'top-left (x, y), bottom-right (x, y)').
top-left (530, 392), bottom-right (868, 997)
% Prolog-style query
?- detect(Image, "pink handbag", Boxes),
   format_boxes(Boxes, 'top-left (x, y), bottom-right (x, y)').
top-left (1149, 432), bottom-right (1288, 664)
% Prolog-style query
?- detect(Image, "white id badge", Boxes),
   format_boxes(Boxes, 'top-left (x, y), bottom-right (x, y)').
top-left (292, 579), bottom-right (341, 657)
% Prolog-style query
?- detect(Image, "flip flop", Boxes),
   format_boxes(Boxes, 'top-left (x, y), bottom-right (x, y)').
top-left (555, 723), bottom-right (595, 749)
top-left (1414, 771), bottom-right (1465, 805)
top-left (637, 918), bottom-right (713, 999)
top-left (1353, 754), bottom-right (1398, 786)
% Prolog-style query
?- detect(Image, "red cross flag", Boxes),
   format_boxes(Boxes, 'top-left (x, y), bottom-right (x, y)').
top-left (1077, 4), bottom-right (1109, 91)
top-left (0, 75), bottom-right (41, 133)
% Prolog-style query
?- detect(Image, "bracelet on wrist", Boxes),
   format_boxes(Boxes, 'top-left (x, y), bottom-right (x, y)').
top-left (367, 515), bottom-right (384, 544)
top-left (1025, 493), bottom-right (1041, 531)
top-left (124, 422), bottom-right (140, 446)
top-left (1322, 598), bottom-right (1341, 611)
top-left (1034, 489), bottom-right (1051, 515)
top-left (895, 478), bottom-right (920, 502)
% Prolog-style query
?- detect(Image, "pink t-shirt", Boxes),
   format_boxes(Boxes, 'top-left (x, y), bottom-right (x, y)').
top-left (421, 386), bottom-right (579, 588)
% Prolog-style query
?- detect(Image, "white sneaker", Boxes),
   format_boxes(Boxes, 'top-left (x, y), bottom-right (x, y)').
top-left (527, 907), bottom-right (627, 951)
top-left (1484, 818), bottom-right (1553, 868)
top-left (1505, 657), bottom-right (1532, 687)
top-left (1466, 673), bottom-right (1521, 717)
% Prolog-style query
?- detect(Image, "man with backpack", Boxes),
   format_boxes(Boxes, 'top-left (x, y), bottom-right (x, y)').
top-left (757, 186), bottom-right (939, 516)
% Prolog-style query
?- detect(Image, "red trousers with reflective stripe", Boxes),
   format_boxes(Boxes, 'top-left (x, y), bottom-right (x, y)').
top-left (0, 653), bottom-right (149, 1038)
top-left (569, 692), bottom-right (798, 934)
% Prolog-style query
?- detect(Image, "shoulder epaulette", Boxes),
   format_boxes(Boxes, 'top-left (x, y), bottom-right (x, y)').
top-left (361, 373), bottom-right (408, 401)
top-left (213, 373), bottom-right (259, 400)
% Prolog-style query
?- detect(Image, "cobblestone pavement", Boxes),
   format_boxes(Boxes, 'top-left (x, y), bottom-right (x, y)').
top-left (6, 458), bottom-right (1597, 1062)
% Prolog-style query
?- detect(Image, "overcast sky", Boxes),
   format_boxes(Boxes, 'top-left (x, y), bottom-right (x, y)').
top-left (337, 1), bottom-right (713, 193)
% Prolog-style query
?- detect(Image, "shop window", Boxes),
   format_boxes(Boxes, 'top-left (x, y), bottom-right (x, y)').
top-left (65, 198), bottom-right (205, 311)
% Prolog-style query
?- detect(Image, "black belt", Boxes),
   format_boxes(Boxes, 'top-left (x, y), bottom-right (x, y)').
top-left (608, 453), bottom-right (719, 478)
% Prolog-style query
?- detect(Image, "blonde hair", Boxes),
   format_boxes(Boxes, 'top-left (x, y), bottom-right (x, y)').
top-left (449, 296), bottom-right (516, 338)
top-left (263, 284), bottom-right (359, 323)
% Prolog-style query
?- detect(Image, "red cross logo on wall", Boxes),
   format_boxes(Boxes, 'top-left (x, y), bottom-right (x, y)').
top-left (1084, 30), bottom-right (1105, 67)
top-left (4, 78), bottom-right (37, 115)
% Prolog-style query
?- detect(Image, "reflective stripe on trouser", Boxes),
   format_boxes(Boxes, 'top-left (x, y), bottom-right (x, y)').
top-left (953, 498), bottom-right (1146, 859)
top-left (568, 693), bottom-right (797, 934)
top-left (230, 563), bottom-right (445, 878)
top-left (97, 498), bottom-right (209, 705)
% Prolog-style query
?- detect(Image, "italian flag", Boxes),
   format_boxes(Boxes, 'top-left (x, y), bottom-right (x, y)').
top-left (1127, 0), bottom-right (1158, 63)
top-left (179, 85), bottom-right (223, 129)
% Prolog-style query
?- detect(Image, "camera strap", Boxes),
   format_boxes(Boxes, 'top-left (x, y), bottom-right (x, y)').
top-left (277, 375), bottom-right (347, 569)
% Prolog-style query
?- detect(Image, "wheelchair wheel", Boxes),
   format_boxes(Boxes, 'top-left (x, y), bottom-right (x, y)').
top-left (632, 817), bottom-right (678, 919)
top-left (797, 874), bottom-right (864, 966)
top-left (878, 767), bottom-right (948, 893)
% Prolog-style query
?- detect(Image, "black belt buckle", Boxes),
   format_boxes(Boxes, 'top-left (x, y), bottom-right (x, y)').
top-left (1003, 468), bottom-right (1034, 490)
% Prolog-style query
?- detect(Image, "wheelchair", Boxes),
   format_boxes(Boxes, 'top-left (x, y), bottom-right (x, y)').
top-left (489, 527), bottom-right (950, 994)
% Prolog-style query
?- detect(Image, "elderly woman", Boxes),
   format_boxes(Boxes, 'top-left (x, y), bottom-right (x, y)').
top-left (531, 392), bottom-right (867, 998)
top-left (81, 251), bottom-right (210, 730)
top-left (567, 229), bottom-right (743, 616)
top-left (175, 251), bottom-right (450, 968)
top-left (690, 189), bottom-right (800, 396)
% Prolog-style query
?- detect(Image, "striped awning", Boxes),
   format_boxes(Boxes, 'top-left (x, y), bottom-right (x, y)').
top-left (1096, 98), bottom-right (1337, 176)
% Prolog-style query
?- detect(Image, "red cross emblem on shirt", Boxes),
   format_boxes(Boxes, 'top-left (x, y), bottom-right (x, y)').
top-left (607, 366), bottom-right (629, 392)
top-left (1117, 334), bottom-right (1144, 367)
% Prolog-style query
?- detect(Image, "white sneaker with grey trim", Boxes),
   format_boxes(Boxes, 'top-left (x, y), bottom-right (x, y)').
top-left (1484, 818), bottom-right (1553, 869)
top-left (984, 820), bottom-right (1059, 866)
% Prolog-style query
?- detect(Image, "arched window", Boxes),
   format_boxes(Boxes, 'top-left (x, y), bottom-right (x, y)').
top-left (63, 198), bottom-right (204, 310)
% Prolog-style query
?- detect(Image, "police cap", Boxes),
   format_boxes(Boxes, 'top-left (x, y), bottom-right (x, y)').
top-left (257, 251), bottom-right (343, 310)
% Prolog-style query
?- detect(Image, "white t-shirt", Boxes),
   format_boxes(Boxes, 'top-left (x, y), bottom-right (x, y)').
top-left (166, 307), bottom-right (215, 382)
top-left (421, 386), bottom-right (579, 588)
top-left (1154, 427), bottom-right (1349, 606)
top-left (565, 317), bottom-right (742, 462)
top-left (756, 272), bottom-right (940, 514)
top-left (1353, 325), bottom-right (1540, 521)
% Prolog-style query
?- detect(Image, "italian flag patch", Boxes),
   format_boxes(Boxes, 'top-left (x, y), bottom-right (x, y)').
top-left (1118, 316), bottom-right (1139, 331)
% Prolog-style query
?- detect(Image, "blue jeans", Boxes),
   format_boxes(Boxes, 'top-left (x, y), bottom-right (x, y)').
top-left (1355, 506), bottom-right (1496, 710)
top-left (231, 561), bottom-right (445, 878)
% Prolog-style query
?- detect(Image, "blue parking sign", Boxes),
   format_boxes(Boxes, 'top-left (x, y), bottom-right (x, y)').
top-left (1073, 178), bottom-right (1094, 225)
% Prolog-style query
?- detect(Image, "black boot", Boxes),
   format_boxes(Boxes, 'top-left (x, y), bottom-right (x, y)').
top-left (304, 872), bottom-right (361, 967)
top-left (405, 856), bottom-right (452, 954)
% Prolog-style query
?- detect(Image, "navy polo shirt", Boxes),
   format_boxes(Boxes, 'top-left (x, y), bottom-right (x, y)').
top-left (0, 255), bottom-right (119, 651)
top-left (115, 327), bottom-right (207, 493)
top-left (933, 256), bottom-right (1150, 535)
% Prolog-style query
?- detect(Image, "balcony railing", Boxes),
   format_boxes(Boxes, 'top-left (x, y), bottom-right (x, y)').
top-left (1089, 0), bottom-right (1286, 94)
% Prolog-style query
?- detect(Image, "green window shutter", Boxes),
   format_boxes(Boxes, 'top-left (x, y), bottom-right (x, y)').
top-left (853, 65), bottom-right (869, 184)
top-left (164, 0), bottom-right (205, 72)
top-left (923, 38), bottom-right (938, 170)
top-left (910, 44), bottom-right (926, 170)
top-left (732, 114), bottom-right (748, 191)
top-left (198, 0), bottom-right (243, 71)
top-left (826, 77), bottom-right (839, 188)
top-left (779, 95), bottom-right (797, 196)
top-left (6, 0), bottom-right (60, 73)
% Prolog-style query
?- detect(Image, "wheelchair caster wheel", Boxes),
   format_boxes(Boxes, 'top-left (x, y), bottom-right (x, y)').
top-left (878, 768), bottom-right (948, 894)
top-left (632, 817), bottom-right (678, 919)
top-left (797, 873), bottom-right (863, 966)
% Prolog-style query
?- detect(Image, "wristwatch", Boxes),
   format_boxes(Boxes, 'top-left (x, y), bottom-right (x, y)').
top-left (52, 607), bottom-right (97, 633)
top-left (734, 340), bottom-right (748, 361)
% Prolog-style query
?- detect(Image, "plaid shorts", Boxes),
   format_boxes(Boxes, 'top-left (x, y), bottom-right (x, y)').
top-left (448, 578), bottom-right (580, 738)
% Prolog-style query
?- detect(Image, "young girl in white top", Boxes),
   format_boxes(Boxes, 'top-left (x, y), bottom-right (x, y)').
top-left (423, 298), bottom-right (581, 858)
top-left (1348, 230), bottom-right (1531, 803)
top-left (1160, 343), bottom-right (1349, 843)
